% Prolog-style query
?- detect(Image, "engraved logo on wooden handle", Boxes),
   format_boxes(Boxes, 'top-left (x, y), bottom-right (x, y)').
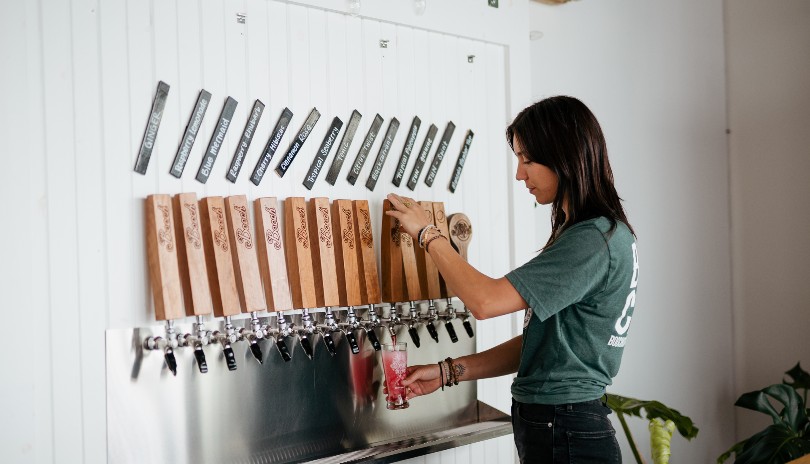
top-left (264, 206), bottom-right (282, 250)
top-left (360, 209), bottom-right (373, 249)
top-left (435, 209), bottom-right (446, 224)
top-left (318, 206), bottom-right (333, 248)
top-left (342, 207), bottom-right (355, 250)
top-left (296, 206), bottom-right (309, 249)
top-left (401, 232), bottom-right (413, 248)
top-left (157, 205), bottom-right (175, 252)
top-left (233, 205), bottom-right (253, 249)
top-left (391, 220), bottom-right (401, 248)
top-left (213, 206), bottom-right (229, 252)
top-left (183, 203), bottom-right (202, 249)
top-left (451, 220), bottom-right (472, 241)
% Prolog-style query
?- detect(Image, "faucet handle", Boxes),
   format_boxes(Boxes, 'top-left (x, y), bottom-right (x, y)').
top-left (366, 327), bottom-right (381, 351)
top-left (275, 337), bottom-right (292, 362)
top-left (223, 344), bottom-right (238, 371)
top-left (408, 326), bottom-right (421, 348)
top-left (445, 320), bottom-right (459, 343)
top-left (193, 343), bottom-right (208, 373)
top-left (164, 346), bottom-right (178, 376)
top-left (463, 319), bottom-right (474, 338)
top-left (299, 335), bottom-right (314, 359)
top-left (322, 331), bottom-right (337, 356)
top-left (426, 322), bottom-right (439, 343)
top-left (248, 339), bottom-right (264, 364)
top-left (345, 330), bottom-right (360, 354)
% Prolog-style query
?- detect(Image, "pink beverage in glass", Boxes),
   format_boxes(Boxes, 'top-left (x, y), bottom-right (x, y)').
top-left (382, 342), bottom-right (409, 410)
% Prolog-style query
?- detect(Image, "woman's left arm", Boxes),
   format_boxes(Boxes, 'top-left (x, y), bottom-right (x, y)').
top-left (386, 193), bottom-right (528, 320)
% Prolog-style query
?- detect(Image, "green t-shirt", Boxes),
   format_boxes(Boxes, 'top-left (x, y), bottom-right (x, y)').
top-left (506, 217), bottom-right (638, 404)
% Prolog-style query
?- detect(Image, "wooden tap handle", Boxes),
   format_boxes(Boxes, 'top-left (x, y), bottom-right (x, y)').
top-left (225, 195), bottom-right (267, 313)
top-left (333, 199), bottom-right (363, 307)
top-left (432, 202), bottom-right (456, 298)
top-left (308, 197), bottom-right (340, 307)
top-left (416, 201), bottom-right (442, 300)
top-left (199, 196), bottom-right (243, 318)
top-left (448, 213), bottom-right (472, 262)
top-left (254, 197), bottom-right (294, 312)
top-left (283, 197), bottom-right (317, 309)
top-left (400, 218), bottom-right (422, 301)
top-left (381, 199), bottom-right (406, 303)
top-left (145, 194), bottom-right (184, 321)
top-left (354, 200), bottom-right (381, 305)
top-left (172, 193), bottom-right (213, 317)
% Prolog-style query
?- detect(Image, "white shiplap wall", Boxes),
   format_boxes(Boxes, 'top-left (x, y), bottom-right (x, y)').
top-left (0, 1), bottom-right (534, 463)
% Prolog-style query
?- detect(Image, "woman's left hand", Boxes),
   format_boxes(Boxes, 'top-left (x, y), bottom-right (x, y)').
top-left (385, 193), bottom-right (431, 239)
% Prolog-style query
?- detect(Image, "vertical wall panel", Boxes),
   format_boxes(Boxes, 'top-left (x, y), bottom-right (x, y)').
top-left (72, 0), bottom-right (108, 461)
top-left (41, 0), bottom-right (84, 461)
top-left (176, 0), bottom-right (205, 195)
top-left (101, 0), bottom-right (136, 330)
top-left (127, 0), bottom-right (157, 326)
top-left (2, 1), bottom-right (515, 461)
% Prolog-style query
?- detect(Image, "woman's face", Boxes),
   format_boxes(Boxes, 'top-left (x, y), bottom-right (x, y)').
top-left (513, 136), bottom-right (559, 205)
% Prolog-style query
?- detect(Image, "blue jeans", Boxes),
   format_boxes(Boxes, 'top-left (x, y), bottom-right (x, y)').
top-left (511, 398), bottom-right (621, 464)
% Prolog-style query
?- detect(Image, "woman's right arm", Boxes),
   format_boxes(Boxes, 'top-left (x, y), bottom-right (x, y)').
top-left (401, 334), bottom-right (523, 400)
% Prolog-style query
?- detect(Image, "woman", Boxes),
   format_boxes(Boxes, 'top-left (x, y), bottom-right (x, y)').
top-left (386, 96), bottom-right (638, 464)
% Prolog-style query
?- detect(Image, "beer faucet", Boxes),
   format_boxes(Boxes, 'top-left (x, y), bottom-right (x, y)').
top-left (144, 320), bottom-right (180, 376)
top-left (338, 306), bottom-right (363, 354)
top-left (362, 304), bottom-right (383, 351)
top-left (422, 299), bottom-right (442, 343)
top-left (404, 301), bottom-right (423, 347)
top-left (177, 315), bottom-right (213, 372)
top-left (297, 308), bottom-right (319, 359)
top-left (438, 298), bottom-right (459, 343)
top-left (269, 311), bottom-right (294, 362)
top-left (317, 307), bottom-right (340, 356)
top-left (238, 312), bottom-right (266, 364)
top-left (210, 316), bottom-right (239, 370)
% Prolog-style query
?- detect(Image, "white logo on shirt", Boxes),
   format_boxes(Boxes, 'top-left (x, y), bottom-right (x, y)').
top-left (608, 242), bottom-right (638, 347)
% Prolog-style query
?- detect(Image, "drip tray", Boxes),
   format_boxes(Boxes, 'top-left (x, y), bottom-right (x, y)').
top-left (301, 402), bottom-right (512, 464)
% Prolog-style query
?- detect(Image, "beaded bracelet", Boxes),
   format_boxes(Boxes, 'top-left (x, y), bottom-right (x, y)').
top-left (418, 225), bottom-right (439, 248)
top-left (445, 356), bottom-right (458, 387)
top-left (438, 361), bottom-right (445, 391)
top-left (424, 233), bottom-right (446, 252)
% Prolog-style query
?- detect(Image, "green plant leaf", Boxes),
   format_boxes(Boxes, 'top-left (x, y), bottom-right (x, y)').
top-left (735, 390), bottom-right (782, 423)
top-left (785, 362), bottom-right (810, 390)
top-left (734, 423), bottom-right (810, 464)
top-left (735, 384), bottom-right (808, 429)
top-left (606, 394), bottom-right (699, 440)
top-left (763, 384), bottom-right (808, 430)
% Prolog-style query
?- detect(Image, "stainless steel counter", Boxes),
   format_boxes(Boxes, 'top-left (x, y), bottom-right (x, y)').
top-left (107, 307), bottom-right (511, 463)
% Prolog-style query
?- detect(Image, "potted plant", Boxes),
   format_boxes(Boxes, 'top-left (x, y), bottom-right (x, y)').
top-left (718, 363), bottom-right (810, 463)
top-left (607, 394), bottom-right (699, 464)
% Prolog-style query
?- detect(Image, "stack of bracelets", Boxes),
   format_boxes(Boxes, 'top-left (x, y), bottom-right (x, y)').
top-left (438, 357), bottom-right (461, 391)
top-left (418, 224), bottom-right (447, 251)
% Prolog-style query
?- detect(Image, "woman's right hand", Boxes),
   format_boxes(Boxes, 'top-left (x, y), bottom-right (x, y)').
top-left (401, 364), bottom-right (443, 400)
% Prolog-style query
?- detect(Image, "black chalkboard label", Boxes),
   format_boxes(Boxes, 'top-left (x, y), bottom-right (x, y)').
top-left (275, 107), bottom-right (321, 177)
top-left (449, 130), bottom-right (474, 193)
top-left (134, 81), bottom-right (170, 174)
top-left (303, 116), bottom-right (344, 190)
top-left (406, 123), bottom-right (438, 190)
top-left (424, 121), bottom-right (456, 187)
top-left (195, 97), bottom-right (239, 184)
top-left (171, 89), bottom-right (211, 178)
top-left (226, 99), bottom-right (265, 183)
top-left (249, 108), bottom-right (293, 186)
top-left (365, 118), bottom-right (400, 191)
top-left (392, 116), bottom-right (421, 187)
top-left (346, 114), bottom-right (384, 185)
top-left (325, 110), bottom-right (362, 185)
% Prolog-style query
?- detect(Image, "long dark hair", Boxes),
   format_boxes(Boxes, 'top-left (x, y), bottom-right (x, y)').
top-left (506, 96), bottom-right (634, 247)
